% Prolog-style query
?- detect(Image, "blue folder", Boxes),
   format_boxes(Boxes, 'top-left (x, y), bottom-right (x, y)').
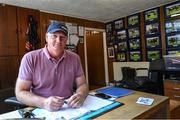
top-left (96, 87), bottom-right (134, 98)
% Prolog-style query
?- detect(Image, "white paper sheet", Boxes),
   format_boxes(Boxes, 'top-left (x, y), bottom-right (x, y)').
top-left (32, 95), bottom-right (113, 120)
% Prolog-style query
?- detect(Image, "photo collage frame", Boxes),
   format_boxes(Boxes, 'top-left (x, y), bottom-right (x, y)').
top-left (164, 1), bottom-right (180, 54)
top-left (127, 13), bottom-right (142, 61)
top-left (114, 18), bottom-right (128, 61)
top-left (144, 7), bottom-right (162, 61)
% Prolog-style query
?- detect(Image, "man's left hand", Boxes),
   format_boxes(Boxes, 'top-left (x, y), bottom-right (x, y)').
top-left (67, 93), bottom-right (86, 108)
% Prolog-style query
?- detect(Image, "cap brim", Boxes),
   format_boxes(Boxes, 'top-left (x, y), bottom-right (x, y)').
top-left (48, 29), bottom-right (67, 36)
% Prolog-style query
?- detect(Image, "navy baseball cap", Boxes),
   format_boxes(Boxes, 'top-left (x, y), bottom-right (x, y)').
top-left (47, 22), bottom-right (68, 36)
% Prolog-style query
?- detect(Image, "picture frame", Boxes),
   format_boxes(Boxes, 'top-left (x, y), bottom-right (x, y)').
top-left (108, 46), bottom-right (115, 58)
top-left (146, 50), bottom-right (161, 61)
top-left (116, 51), bottom-right (126, 62)
top-left (128, 27), bottom-right (140, 38)
top-left (127, 14), bottom-right (140, 27)
top-left (106, 35), bottom-right (115, 46)
top-left (118, 41), bottom-right (127, 51)
top-left (129, 38), bottom-right (141, 50)
top-left (79, 36), bottom-right (84, 43)
top-left (66, 44), bottom-right (76, 52)
top-left (114, 19), bottom-right (124, 30)
top-left (116, 30), bottom-right (127, 41)
top-left (165, 19), bottom-right (180, 34)
top-left (146, 36), bottom-right (161, 48)
top-left (166, 34), bottom-right (180, 48)
top-left (144, 8), bottom-right (159, 23)
top-left (106, 23), bottom-right (112, 33)
top-left (166, 50), bottom-right (180, 55)
top-left (145, 23), bottom-right (160, 36)
top-left (114, 44), bottom-right (118, 53)
top-left (164, 1), bottom-right (180, 18)
top-left (129, 51), bottom-right (142, 61)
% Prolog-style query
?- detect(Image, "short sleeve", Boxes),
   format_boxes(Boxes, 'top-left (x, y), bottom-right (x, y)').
top-left (18, 53), bottom-right (34, 81)
top-left (75, 56), bottom-right (84, 78)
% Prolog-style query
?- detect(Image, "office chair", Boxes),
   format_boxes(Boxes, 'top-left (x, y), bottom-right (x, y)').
top-left (148, 59), bottom-right (165, 95)
top-left (116, 67), bottom-right (158, 94)
top-left (134, 59), bottom-right (165, 95)
top-left (0, 88), bottom-right (25, 114)
top-left (0, 88), bottom-right (27, 114)
top-left (113, 67), bottom-right (140, 90)
top-left (4, 96), bottom-right (26, 109)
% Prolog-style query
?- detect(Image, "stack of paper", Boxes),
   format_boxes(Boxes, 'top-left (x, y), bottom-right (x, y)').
top-left (32, 95), bottom-right (114, 120)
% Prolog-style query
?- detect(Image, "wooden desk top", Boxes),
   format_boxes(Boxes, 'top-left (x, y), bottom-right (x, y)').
top-left (96, 90), bottom-right (169, 119)
top-left (0, 89), bottom-right (169, 119)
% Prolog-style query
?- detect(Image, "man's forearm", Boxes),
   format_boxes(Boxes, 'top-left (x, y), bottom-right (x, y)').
top-left (76, 83), bottom-right (89, 98)
top-left (16, 90), bottom-right (46, 108)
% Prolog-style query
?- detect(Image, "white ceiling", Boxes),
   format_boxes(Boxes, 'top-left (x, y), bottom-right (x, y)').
top-left (0, 0), bottom-right (175, 23)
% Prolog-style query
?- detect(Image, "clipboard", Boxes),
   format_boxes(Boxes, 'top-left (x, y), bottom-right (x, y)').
top-left (77, 101), bottom-right (123, 120)
top-left (32, 94), bottom-right (123, 120)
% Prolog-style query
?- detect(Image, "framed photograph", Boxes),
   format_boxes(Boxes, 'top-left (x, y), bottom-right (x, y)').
top-left (106, 23), bottom-right (112, 33)
top-left (116, 52), bottom-right (126, 62)
top-left (66, 45), bottom-right (76, 52)
top-left (129, 39), bottom-right (141, 50)
top-left (118, 41), bottom-right (127, 51)
top-left (108, 47), bottom-right (115, 58)
top-left (128, 14), bottom-right (140, 27)
top-left (114, 19), bottom-right (124, 30)
top-left (144, 8), bottom-right (159, 23)
top-left (128, 27), bottom-right (140, 38)
top-left (166, 34), bottom-right (180, 48)
top-left (146, 36), bottom-right (161, 48)
top-left (106, 35), bottom-right (115, 45)
top-left (114, 44), bottom-right (118, 53)
top-left (79, 36), bottom-right (84, 43)
top-left (146, 50), bottom-right (161, 61)
top-left (129, 51), bottom-right (142, 61)
top-left (165, 1), bottom-right (180, 18)
top-left (116, 30), bottom-right (127, 41)
top-left (166, 50), bottom-right (180, 55)
top-left (145, 23), bottom-right (160, 36)
top-left (165, 19), bottom-right (180, 34)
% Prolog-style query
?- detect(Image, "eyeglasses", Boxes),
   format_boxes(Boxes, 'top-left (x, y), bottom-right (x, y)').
top-left (18, 109), bottom-right (46, 119)
top-left (18, 109), bottom-right (35, 118)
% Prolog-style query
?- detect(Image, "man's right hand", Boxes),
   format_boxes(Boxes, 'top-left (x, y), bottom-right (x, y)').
top-left (44, 96), bottom-right (64, 111)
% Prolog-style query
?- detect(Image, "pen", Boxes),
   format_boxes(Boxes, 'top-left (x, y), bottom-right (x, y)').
top-left (64, 99), bottom-right (68, 104)
top-left (61, 116), bottom-right (67, 120)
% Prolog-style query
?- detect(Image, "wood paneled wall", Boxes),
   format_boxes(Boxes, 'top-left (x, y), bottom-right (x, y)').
top-left (39, 12), bottom-right (105, 46)
top-left (17, 7), bottom-right (40, 56)
top-left (39, 12), bottom-right (105, 73)
top-left (0, 3), bottom-right (105, 90)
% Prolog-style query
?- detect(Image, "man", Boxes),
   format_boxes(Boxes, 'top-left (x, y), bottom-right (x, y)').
top-left (15, 21), bottom-right (88, 111)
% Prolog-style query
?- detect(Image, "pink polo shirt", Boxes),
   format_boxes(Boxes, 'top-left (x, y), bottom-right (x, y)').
top-left (18, 46), bottom-right (84, 98)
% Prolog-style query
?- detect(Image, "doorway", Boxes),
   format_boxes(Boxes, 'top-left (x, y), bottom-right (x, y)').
top-left (85, 30), bottom-right (106, 90)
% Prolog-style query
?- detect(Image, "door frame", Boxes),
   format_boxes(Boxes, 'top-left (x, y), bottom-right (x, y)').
top-left (84, 27), bottom-right (109, 86)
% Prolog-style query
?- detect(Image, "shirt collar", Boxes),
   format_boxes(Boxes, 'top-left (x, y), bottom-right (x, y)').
top-left (43, 45), bottom-right (67, 61)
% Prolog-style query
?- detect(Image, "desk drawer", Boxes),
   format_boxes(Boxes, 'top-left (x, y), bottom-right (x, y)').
top-left (164, 80), bottom-right (180, 90)
top-left (164, 80), bottom-right (180, 101)
top-left (164, 89), bottom-right (180, 101)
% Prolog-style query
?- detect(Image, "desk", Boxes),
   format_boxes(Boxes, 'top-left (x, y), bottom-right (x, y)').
top-left (0, 90), bottom-right (169, 119)
top-left (97, 91), bottom-right (170, 119)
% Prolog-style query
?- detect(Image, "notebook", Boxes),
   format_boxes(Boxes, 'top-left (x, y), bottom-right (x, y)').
top-left (96, 87), bottom-right (134, 98)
